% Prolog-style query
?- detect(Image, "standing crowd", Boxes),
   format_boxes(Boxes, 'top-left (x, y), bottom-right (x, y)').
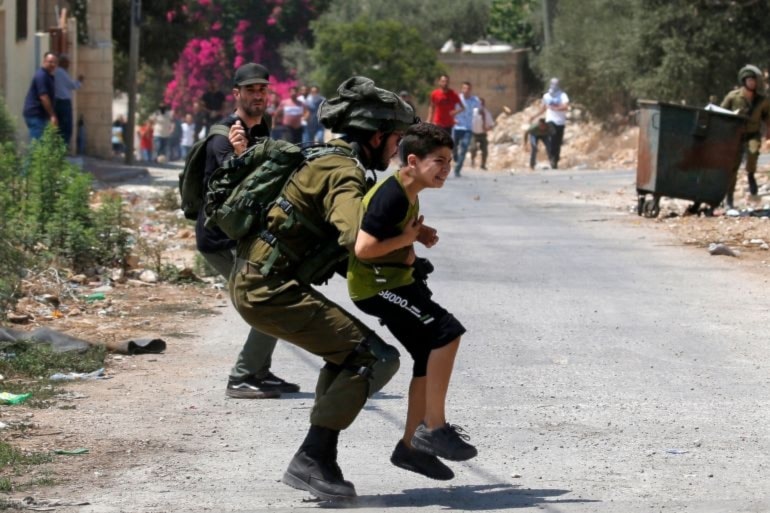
top-left (118, 81), bottom-right (328, 163)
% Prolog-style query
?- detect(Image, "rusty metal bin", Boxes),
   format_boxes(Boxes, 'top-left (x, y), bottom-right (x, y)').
top-left (636, 100), bottom-right (745, 217)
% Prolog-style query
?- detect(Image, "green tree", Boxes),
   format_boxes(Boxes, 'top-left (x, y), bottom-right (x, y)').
top-left (487, 0), bottom-right (537, 48)
top-left (310, 17), bottom-right (445, 100)
top-left (534, 0), bottom-right (770, 121)
top-left (112, 0), bottom-right (200, 91)
top-left (631, 0), bottom-right (770, 106)
top-left (537, 0), bottom-right (639, 119)
top-left (317, 0), bottom-right (491, 50)
top-left (0, 95), bottom-right (16, 144)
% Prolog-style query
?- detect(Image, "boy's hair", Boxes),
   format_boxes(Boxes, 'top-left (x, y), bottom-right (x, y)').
top-left (399, 123), bottom-right (454, 165)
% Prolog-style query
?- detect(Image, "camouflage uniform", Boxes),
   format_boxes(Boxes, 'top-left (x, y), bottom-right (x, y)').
top-left (230, 141), bottom-right (388, 429)
top-left (228, 76), bottom-right (416, 501)
top-left (721, 66), bottom-right (770, 206)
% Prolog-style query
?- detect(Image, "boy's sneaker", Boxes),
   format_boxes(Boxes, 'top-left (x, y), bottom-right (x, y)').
top-left (390, 440), bottom-right (454, 480)
top-left (411, 422), bottom-right (478, 461)
top-left (226, 376), bottom-right (281, 399)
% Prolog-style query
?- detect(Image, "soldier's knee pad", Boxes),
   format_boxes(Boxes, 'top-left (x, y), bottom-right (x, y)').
top-left (353, 333), bottom-right (400, 397)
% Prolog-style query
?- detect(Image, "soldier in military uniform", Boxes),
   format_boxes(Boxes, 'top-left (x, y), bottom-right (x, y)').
top-left (228, 77), bottom-right (416, 500)
top-left (721, 65), bottom-right (770, 209)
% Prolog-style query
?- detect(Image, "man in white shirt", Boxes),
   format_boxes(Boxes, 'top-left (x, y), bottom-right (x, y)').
top-left (470, 98), bottom-right (495, 170)
top-left (530, 78), bottom-right (569, 169)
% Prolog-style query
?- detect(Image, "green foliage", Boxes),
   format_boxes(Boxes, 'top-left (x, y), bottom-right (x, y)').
top-left (0, 343), bottom-right (105, 378)
top-left (112, 0), bottom-right (200, 91)
top-left (630, 0), bottom-right (770, 105)
top-left (536, 0), bottom-right (770, 121)
top-left (0, 441), bottom-right (53, 467)
top-left (72, 0), bottom-right (90, 45)
top-left (279, 40), bottom-right (317, 84)
top-left (537, 0), bottom-right (639, 119)
top-left (91, 193), bottom-right (134, 269)
top-left (193, 253), bottom-right (218, 278)
top-left (16, 127), bottom-right (96, 267)
top-left (311, 17), bottom-right (445, 100)
top-left (0, 140), bottom-right (24, 311)
top-left (488, 0), bottom-right (537, 48)
top-left (0, 118), bottom-right (135, 313)
top-left (0, 95), bottom-right (16, 144)
top-left (317, 0), bottom-right (491, 50)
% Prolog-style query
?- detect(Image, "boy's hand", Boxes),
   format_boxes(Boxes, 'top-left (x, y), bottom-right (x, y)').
top-left (417, 223), bottom-right (439, 248)
top-left (402, 215), bottom-right (423, 245)
top-left (229, 120), bottom-right (247, 156)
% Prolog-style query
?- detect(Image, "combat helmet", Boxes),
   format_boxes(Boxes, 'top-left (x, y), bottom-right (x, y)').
top-left (319, 76), bottom-right (417, 134)
top-left (738, 64), bottom-right (764, 89)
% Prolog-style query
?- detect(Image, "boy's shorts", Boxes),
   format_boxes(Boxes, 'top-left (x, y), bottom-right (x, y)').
top-left (354, 280), bottom-right (465, 377)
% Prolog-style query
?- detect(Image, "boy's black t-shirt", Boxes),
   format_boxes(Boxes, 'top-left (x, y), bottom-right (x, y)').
top-left (361, 177), bottom-right (410, 241)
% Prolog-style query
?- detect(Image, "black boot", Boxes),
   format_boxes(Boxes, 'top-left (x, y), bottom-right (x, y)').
top-left (725, 192), bottom-right (734, 210)
top-left (748, 173), bottom-right (758, 196)
top-left (282, 425), bottom-right (356, 500)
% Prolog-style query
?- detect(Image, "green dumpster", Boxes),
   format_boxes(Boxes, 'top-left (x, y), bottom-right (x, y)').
top-left (636, 100), bottom-right (745, 217)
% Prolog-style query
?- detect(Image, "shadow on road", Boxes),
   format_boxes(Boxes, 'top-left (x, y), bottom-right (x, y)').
top-left (316, 483), bottom-right (596, 510)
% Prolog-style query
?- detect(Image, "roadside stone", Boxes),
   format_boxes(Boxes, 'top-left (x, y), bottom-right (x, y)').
top-left (139, 270), bottom-right (159, 283)
top-left (70, 274), bottom-right (89, 284)
top-left (708, 243), bottom-right (739, 257)
top-left (7, 312), bottom-right (31, 323)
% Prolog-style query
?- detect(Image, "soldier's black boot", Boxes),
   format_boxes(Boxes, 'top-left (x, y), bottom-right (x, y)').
top-left (725, 192), bottom-right (735, 210)
top-left (748, 173), bottom-right (758, 196)
top-left (282, 425), bottom-right (356, 501)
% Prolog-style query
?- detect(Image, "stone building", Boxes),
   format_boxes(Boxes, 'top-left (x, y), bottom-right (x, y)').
top-left (0, 0), bottom-right (113, 158)
top-left (437, 42), bottom-right (530, 118)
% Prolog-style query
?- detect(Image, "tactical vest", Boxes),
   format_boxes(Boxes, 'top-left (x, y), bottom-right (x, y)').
top-left (347, 172), bottom-right (418, 301)
top-left (240, 140), bottom-right (368, 285)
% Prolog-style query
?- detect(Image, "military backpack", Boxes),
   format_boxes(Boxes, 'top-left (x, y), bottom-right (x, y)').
top-left (204, 138), bottom-right (356, 242)
top-left (178, 124), bottom-right (230, 220)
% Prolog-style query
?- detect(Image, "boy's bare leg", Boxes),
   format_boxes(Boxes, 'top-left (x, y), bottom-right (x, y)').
top-left (403, 377), bottom-right (427, 445)
top-left (424, 337), bottom-right (460, 429)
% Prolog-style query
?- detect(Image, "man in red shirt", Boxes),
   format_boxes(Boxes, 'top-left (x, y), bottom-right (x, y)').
top-left (427, 74), bottom-right (463, 136)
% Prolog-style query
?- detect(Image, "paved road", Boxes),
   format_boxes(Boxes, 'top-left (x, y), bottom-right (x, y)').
top-left (77, 167), bottom-right (770, 513)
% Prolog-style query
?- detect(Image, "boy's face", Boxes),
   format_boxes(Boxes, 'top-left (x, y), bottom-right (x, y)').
top-left (409, 147), bottom-right (452, 189)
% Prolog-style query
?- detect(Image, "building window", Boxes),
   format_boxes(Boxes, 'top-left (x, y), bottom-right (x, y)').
top-left (16, 0), bottom-right (28, 41)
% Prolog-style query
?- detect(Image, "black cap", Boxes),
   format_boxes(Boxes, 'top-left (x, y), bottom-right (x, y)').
top-left (233, 63), bottom-right (270, 87)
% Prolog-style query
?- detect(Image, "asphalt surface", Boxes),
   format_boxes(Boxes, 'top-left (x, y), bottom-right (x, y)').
top-left (75, 166), bottom-right (770, 513)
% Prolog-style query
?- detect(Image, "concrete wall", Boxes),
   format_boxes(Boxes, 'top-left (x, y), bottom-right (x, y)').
top-left (0, 0), bottom-right (38, 134)
top-left (76, 0), bottom-right (113, 158)
top-left (438, 49), bottom-right (529, 118)
top-left (0, 0), bottom-right (113, 157)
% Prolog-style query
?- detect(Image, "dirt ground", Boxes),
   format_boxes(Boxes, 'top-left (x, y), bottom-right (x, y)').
top-left (2, 116), bottom-right (770, 507)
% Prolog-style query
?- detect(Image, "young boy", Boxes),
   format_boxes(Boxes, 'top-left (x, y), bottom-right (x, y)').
top-left (347, 123), bottom-right (477, 481)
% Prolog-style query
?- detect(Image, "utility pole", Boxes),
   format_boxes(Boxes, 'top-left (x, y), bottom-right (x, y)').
top-left (542, 0), bottom-right (552, 47)
top-left (125, 0), bottom-right (141, 165)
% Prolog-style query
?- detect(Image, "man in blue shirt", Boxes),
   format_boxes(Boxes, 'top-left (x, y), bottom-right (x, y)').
top-left (23, 52), bottom-right (58, 140)
top-left (302, 85), bottom-right (326, 143)
top-left (54, 54), bottom-right (83, 149)
top-left (451, 81), bottom-right (480, 177)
